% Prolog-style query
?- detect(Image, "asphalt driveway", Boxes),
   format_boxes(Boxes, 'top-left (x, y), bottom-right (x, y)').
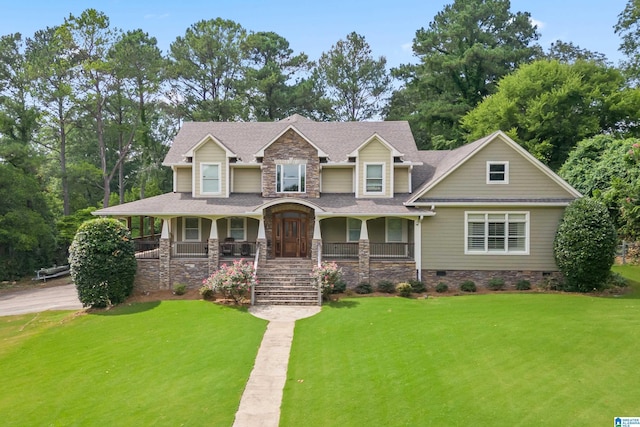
top-left (0, 284), bottom-right (83, 316)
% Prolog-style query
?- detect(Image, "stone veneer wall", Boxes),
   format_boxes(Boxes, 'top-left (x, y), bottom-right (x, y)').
top-left (135, 260), bottom-right (160, 292)
top-left (420, 269), bottom-right (563, 290)
top-left (370, 261), bottom-right (417, 284)
top-left (262, 129), bottom-right (320, 198)
top-left (170, 259), bottom-right (209, 289)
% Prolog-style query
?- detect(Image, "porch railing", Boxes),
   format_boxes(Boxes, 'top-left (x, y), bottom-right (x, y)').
top-left (172, 242), bottom-right (208, 258)
top-left (371, 242), bottom-right (414, 259)
top-left (219, 241), bottom-right (257, 258)
top-left (322, 242), bottom-right (359, 258)
top-left (134, 239), bottom-right (160, 259)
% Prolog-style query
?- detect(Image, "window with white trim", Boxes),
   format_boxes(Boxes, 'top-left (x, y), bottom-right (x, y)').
top-left (365, 163), bottom-right (384, 194)
top-left (386, 217), bottom-right (404, 242)
top-left (228, 217), bottom-right (246, 241)
top-left (276, 164), bottom-right (306, 193)
top-left (183, 217), bottom-right (201, 241)
top-left (201, 163), bottom-right (221, 194)
top-left (347, 218), bottom-right (361, 242)
top-left (466, 212), bottom-right (528, 254)
top-left (487, 161), bottom-right (509, 184)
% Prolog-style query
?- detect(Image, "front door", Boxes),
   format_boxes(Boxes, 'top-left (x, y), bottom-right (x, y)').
top-left (274, 211), bottom-right (308, 257)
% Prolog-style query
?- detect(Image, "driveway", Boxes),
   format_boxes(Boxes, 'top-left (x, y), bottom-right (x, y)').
top-left (0, 284), bottom-right (83, 316)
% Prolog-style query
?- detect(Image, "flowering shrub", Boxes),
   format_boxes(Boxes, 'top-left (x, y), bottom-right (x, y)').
top-left (310, 261), bottom-right (343, 301)
top-left (201, 259), bottom-right (257, 304)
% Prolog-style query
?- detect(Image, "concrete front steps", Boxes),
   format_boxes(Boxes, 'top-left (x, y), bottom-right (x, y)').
top-left (254, 258), bottom-right (320, 306)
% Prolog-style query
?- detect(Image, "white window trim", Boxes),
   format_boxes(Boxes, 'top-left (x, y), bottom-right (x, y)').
top-left (385, 217), bottom-right (406, 242)
top-left (364, 162), bottom-right (385, 195)
top-left (464, 211), bottom-right (529, 255)
top-left (276, 163), bottom-right (307, 193)
top-left (486, 161), bottom-right (509, 184)
top-left (200, 162), bottom-right (222, 195)
top-left (346, 218), bottom-right (361, 242)
top-left (228, 217), bottom-right (247, 241)
top-left (182, 217), bottom-right (201, 242)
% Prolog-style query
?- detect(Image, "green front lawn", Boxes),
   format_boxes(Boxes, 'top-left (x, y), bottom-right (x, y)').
top-left (283, 291), bottom-right (640, 426)
top-left (0, 301), bottom-right (267, 426)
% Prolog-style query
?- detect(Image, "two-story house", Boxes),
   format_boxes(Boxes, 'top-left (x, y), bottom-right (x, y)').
top-left (95, 114), bottom-right (581, 303)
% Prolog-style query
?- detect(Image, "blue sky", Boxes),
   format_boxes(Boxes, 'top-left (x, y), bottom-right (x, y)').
top-left (0, 0), bottom-right (629, 68)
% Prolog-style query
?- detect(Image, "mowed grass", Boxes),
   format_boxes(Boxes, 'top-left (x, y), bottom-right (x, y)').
top-left (282, 287), bottom-right (640, 425)
top-left (0, 300), bottom-right (267, 426)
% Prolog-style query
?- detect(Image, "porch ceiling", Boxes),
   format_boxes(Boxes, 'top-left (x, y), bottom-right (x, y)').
top-left (93, 192), bottom-right (429, 217)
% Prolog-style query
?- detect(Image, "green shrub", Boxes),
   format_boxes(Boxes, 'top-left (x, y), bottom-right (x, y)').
top-left (435, 282), bottom-right (448, 293)
top-left (460, 280), bottom-right (477, 292)
top-left (354, 281), bottom-right (373, 294)
top-left (69, 218), bottom-right (137, 308)
top-left (376, 280), bottom-right (395, 293)
top-left (487, 278), bottom-right (505, 291)
top-left (173, 283), bottom-right (187, 295)
top-left (515, 279), bottom-right (531, 290)
top-left (408, 279), bottom-right (426, 293)
top-left (199, 286), bottom-right (214, 300)
top-left (396, 282), bottom-right (413, 297)
top-left (606, 272), bottom-right (628, 289)
top-left (554, 197), bottom-right (617, 292)
top-left (538, 276), bottom-right (563, 291)
top-left (332, 279), bottom-right (347, 294)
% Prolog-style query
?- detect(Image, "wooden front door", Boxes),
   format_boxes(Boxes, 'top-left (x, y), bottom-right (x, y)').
top-left (274, 211), bottom-right (308, 257)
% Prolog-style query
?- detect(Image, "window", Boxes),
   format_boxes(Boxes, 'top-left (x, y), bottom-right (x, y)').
top-left (183, 217), bottom-right (201, 241)
top-left (365, 163), bottom-right (384, 193)
top-left (466, 212), bottom-right (528, 254)
top-left (386, 218), bottom-right (404, 242)
top-left (276, 164), bottom-right (306, 193)
top-left (201, 163), bottom-right (221, 194)
top-left (487, 161), bottom-right (509, 184)
top-left (347, 218), bottom-right (361, 242)
top-left (228, 217), bottom-right (246, 241)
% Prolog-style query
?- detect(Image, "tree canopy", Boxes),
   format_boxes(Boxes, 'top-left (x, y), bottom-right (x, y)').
top-left (386, 0), bottom-right (541, 149)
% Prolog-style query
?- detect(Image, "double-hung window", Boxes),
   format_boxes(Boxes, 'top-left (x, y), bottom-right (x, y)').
top-left (365, 163), bottom-right (384, 194)
top-left (347, 218), bottom-right (361, 242)
top-left (487, 161), bottom-right (509, 184)
top-left (228, 217), bottom-right (246, 241)
top-left (201, 163), bottom-right (221, 194)
top-left (466, 212), bottom-right (528, 254)
top-left (183, 217), bottom-right (201, 241)
top-left (276, 164), bottom-right (306, 193)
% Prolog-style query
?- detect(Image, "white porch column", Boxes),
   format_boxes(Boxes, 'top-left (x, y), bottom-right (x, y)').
top-left (257, 217), bottom-right (266, 240)
top-left (312, 217), bottom-right (322, 266)
top-left (161, 218), bottom-right (170, 239)
top-left (414, 217), bottom-right (423, 281)
top-left (359, 218), bottom-right (369, 240)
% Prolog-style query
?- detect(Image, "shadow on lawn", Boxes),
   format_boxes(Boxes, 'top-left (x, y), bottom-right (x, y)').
top-left (325, 299), bottom-right (359, 309)
top-left (91, 301), bottom-right (161, 316)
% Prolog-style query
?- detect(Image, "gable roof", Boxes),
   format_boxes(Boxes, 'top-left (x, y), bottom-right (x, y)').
top-left (406, 131), bottom-right (582, 204)
top-left (255, 125), bottom-right (328, 158)
top-left (163, 115), bottom-right (420, 166)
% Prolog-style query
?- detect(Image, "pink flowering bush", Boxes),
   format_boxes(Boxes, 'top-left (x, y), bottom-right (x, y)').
top-left (201, 259), bottom-right (257, 304)
top-left (310, 261), bottom-right (343, 301)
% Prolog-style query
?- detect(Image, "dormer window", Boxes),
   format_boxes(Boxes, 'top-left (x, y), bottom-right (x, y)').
top-left (276, 163), bottom-right (306, 193)
top-left (364, 163), bottom-right (384, 194)
top-left (201, 163), bottom-right (221, 194)
top-left (487, 161), bottom-right (509, 184)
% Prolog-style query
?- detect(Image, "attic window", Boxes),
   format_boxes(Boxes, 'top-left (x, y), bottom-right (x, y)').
top-left (487, 161), bottom-right (509, 184)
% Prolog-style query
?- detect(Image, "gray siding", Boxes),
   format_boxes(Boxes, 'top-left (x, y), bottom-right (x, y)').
top-left (421, 206), bottom-right (564, 271)
top-left (232, 167), bottom-right (261, 193)
top-left (422, 139), bottom-right (574, 199)
top-left (175, 167), bottom-right (192, 192)
top-left (321, 167), bottom-right (353, 193)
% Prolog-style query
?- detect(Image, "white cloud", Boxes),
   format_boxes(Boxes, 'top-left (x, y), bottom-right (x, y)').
top-left (530, 17), bottom-right (545, 29)
top-left (144, 13), bottom-right (170, 20)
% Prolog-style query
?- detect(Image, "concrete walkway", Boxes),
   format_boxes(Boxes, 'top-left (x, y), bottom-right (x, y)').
top-left (0, 284), bottom-right (82, 316)
top-left (233, 305), bottom-right (321, 427)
